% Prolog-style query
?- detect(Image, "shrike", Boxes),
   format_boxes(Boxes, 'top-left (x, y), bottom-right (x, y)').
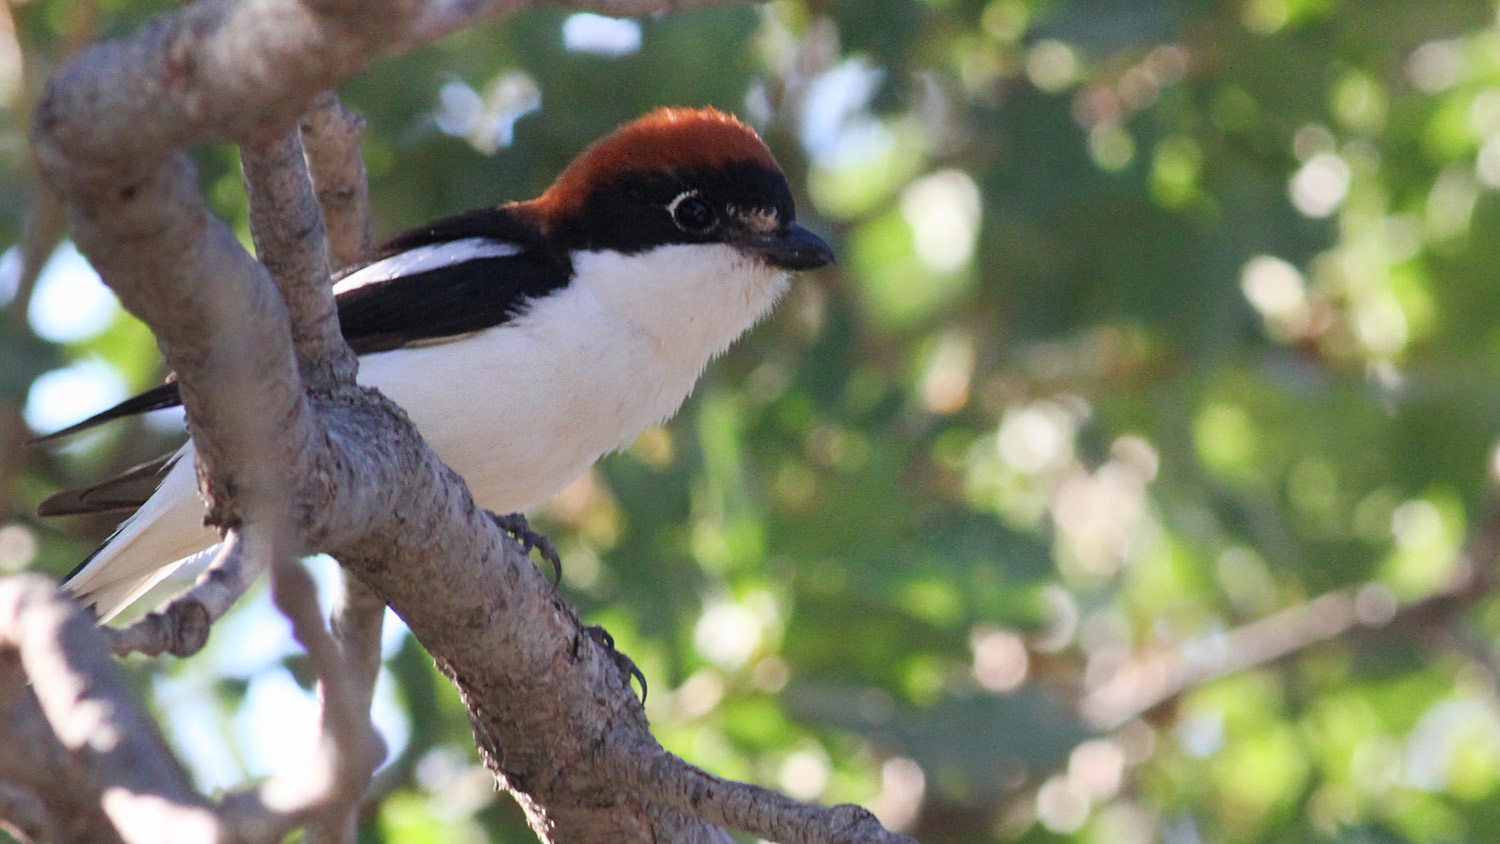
top-left (39, 107), bottom-right (834, 620)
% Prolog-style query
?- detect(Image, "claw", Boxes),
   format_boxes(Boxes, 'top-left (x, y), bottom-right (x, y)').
top-left (492, 512), bottom-right (562, 586)
top-left (586, 625), bottom-right (648, 703)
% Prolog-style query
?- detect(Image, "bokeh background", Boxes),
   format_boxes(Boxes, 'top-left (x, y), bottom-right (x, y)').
top-left (6, 0), bottom-right (1500, 842)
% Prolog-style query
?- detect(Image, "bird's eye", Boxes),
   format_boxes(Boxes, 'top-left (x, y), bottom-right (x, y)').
top-left (669, 193), bottom-right (718, 234)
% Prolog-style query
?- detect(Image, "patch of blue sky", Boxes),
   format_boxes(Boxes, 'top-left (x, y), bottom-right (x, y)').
top-left (28, 240), bottom-right (118, 343)
top-left (799, 58), bottom-right (886, 167)
top-left (562, 13), bottom-right (642, 57)
top-left (0, 246), bottom-right (19, 305)
top-left (161, 556), bottom-right (415, 787)
top-left (23, 359), bottom-right (127, 437)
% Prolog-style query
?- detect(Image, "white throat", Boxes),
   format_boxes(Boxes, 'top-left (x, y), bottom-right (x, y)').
top-left (569, 243), bottom-right (789, 366)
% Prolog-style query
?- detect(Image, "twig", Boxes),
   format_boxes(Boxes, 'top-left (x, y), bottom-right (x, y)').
top-left (601, 734), bottom-right (918, 844)
top-left (0, 780), bottom-right (56, 844)
top-left (105, 532), bottom-right (265, 658)
top-left (295, 90), bottom-right (389, 843)
top-left (1082, 498), bottom-right (1500, 730)
top-left (0, 179), bottom-right (68, 521)
top-left (212, 526), bottom-right (377, 843)
top-left (328, 576), bottom-right (388, 723)
top-left (5, 188), bottom-right (65, 335)
top-left (405, 0), bottom-right (763, 46)
top-left (243, 109), bottom-right (383, 844)
top-left (306, 575), bottom-right (387, 844)
top-left (300, 92), bottom-right (375, 271)
top-left (242, 127), bottom-right (355, 391)
top-left (0, 184), bottom-right (66, 522)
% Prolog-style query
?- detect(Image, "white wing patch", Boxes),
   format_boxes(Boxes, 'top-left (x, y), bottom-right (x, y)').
top-left (335, 238), bottom-right (523, 293)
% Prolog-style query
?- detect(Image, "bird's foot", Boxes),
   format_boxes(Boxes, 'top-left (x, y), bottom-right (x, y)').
top-left (492, 512), bottom-right (562, 587)
top-left (586, 625), bottom-right (648, 703)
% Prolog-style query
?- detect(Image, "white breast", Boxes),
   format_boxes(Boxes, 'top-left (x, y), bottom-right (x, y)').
top-left (356, 242), bottom-right (789, 513)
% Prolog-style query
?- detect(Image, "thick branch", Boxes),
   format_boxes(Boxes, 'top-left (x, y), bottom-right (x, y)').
top-left (329, 446), bottom-right (920, 842)
top-left (0, 650), bottom-right (117, 844)
top-left (34, 0), bottom-right (417, 179)
top-left (42, 150), bottom-right (320, 547)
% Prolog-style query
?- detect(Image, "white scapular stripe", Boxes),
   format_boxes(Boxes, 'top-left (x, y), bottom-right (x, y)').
top-left (334, 238), bottom-right (523, 293)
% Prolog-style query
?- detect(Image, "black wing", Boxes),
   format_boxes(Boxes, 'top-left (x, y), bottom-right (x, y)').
top-left (332, 204), bottom-right (568, 353)
top-left (373, 205), bottom-right (549, 255)
top-left (337, 245), bottom-right (568, 354)
top-left (32, 207), bottom-right (570, 445)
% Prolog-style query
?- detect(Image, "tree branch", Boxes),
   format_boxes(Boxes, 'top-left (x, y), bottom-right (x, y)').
top-left (105, 535), bottom-right (257, 657)
top-left (0, 576), bottom-right (216, 843)
top-left (0, 646), bottom-right (116, 844)
top-left (214, 528), bottom-right (381, 844)
top-left (600, 735), bottom-right (918, 844)
top-left (0, 183), bottom-right (65, 523)
top-left (295, 88), bottom-right (387, 844)
top-left (35, 0), bottom-right (418, 173)
top-left (243, 126), bottom-right (355, 391)
top-left (1082, 498), bottom-right (1500, 730)
top-left (306, 576), bottom-right (387, 844)
top-left (25, 0), bottom-right (916, 841)
top-left (0, 780), bottom-right (56, 844)
top-left (299, 92), bottom-right (374, 271)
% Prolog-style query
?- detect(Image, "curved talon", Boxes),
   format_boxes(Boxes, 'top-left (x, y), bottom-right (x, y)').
top-left (491, 512), bottom-right (563, 586)
top-left (627, 662), bottom-right (648, 703)
top-left (586, 624), bottom-right (648, 703)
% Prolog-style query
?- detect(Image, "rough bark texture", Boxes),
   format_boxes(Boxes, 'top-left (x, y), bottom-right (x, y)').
top-left (2, 0), bottom-right (921, 842)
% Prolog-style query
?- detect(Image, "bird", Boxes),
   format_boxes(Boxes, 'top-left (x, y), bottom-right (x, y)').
top-left (38, 106), bottom-right (834, 621)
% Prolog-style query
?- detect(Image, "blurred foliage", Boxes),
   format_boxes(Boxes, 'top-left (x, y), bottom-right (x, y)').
top-left (9, 0), bottom-right (1500, 842)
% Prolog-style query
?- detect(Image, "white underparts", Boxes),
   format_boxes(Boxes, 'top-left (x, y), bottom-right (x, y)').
top-left (66, 241), bottom-right (789, 620)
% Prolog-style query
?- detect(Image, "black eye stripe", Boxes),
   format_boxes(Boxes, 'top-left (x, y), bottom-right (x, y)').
top-left (560, 161), bottom-right (796, 254)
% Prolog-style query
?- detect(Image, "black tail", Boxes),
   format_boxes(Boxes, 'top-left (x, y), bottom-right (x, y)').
top-left (29, 382), bottom-right (183, 444)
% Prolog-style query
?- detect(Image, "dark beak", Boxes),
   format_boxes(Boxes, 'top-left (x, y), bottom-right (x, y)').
top-left (741, 222), bottom-right (835, 271)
